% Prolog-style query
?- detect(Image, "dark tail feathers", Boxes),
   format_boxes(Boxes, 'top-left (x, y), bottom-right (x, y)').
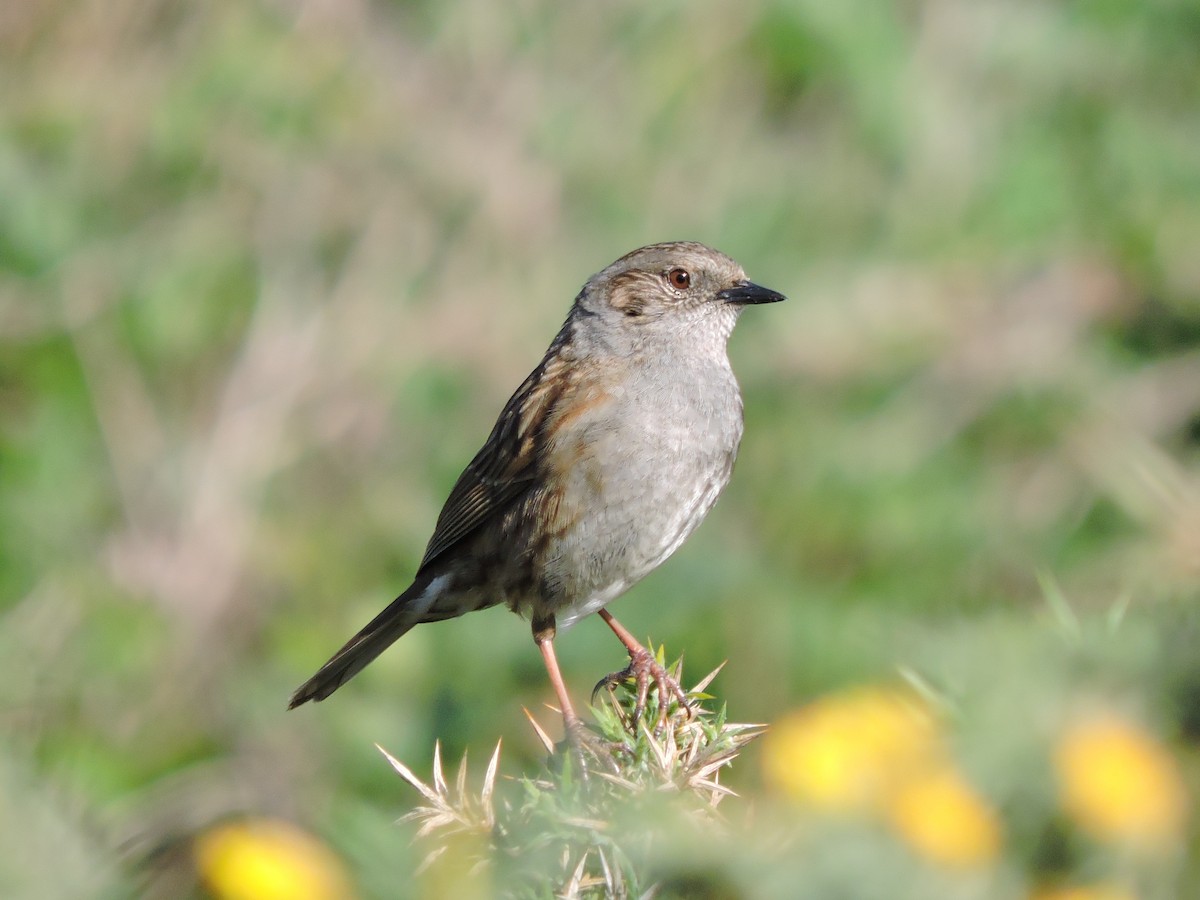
top-left (288, 580), bottom-right (431, 709)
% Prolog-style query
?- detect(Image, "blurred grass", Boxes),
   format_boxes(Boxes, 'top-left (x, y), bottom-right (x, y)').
top-left (1, 0), bottom-right (1198, 896)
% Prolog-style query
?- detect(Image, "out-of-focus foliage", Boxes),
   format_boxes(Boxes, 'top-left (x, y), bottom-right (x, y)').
top-left (380, 659), bottom-right (758, 898)
top-left (1, 0), bottom-right (1197, 897)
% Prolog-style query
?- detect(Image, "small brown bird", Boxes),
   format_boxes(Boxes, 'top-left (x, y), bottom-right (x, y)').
top-left (289, 242), bottom-right (784, 735)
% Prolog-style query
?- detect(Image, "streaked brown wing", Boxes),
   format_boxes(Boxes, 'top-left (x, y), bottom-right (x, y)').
top-left (416, 331), bottom-right (572, 572)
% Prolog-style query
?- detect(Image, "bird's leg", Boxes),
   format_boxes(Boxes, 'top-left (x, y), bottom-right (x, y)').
top-left (592, 608), bottom-right (692, 728)
top-left (532, 614), bottom-right (591, 761)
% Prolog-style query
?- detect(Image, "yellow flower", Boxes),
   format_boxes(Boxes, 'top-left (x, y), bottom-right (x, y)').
top-left (1054, 715), bottom-right (1187, 846)
top-left (763, 687), bottom-right (938, 811)
top-left (886, 765), bottom-right (1002, 868)
top-left (766, 685), bottom-right (1005, 869)
top-left (195, 819), bottom-right (355, 900)
top-left (1028, 884), bottom-right (1137, 900)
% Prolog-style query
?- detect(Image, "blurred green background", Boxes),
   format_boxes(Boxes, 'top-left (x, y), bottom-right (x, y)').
top-left (2, 0), bottom-right (1198, 896)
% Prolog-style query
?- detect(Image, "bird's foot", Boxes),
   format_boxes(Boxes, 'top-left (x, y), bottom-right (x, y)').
top-left (525, 706), bottom-right (613, 780)
top-left (592, 645), bottom-right (693, 730)
top-left (557, 713), bottom-right (620, 779)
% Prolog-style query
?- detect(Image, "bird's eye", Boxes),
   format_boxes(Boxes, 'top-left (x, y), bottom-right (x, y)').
top-left (667, 268), bottom-right (691, 290)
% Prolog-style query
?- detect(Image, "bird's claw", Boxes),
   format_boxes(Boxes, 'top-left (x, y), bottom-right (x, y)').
top-left (592, 646), bottom-right (693, 730)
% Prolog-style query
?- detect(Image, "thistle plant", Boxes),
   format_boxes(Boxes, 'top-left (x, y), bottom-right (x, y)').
top-left (378, 653), bottom-right (762, 898)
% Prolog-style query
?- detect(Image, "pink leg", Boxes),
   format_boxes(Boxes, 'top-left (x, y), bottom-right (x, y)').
top-left (536, 628), bottom-right (581, 733)
top-left (595, 609), bottom-right (692, 726)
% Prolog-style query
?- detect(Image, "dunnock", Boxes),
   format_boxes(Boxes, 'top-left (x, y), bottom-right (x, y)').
top-left (289, 242), bottom-right (784, 736)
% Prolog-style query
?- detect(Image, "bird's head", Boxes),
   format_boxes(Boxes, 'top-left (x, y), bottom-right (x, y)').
top-left (577, 241), bottom-right (785, 352)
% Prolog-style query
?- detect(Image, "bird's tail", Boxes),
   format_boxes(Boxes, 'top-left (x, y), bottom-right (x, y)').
top-left (288, 575), bottom-right (442, 709)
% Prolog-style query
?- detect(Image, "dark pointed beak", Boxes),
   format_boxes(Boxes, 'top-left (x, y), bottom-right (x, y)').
top-left (717, 280), bottom-right (787, 305)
